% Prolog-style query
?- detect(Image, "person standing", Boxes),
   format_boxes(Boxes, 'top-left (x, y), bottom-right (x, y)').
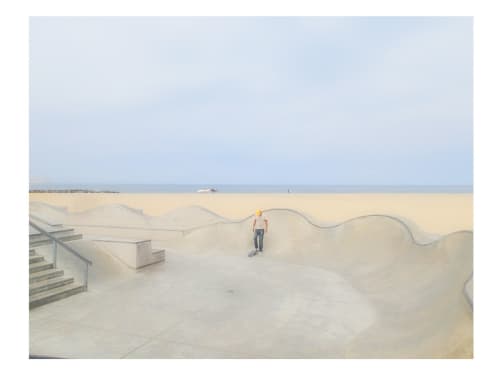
top-left (252, 209), bottom-right (268, 253)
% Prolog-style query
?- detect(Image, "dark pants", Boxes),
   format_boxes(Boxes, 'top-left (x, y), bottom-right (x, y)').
top-left (254, 229), bottom-right (265, 251)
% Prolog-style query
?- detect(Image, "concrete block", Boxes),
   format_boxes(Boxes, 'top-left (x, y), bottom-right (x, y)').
top-left (91, 237), bottom-right (165, 269)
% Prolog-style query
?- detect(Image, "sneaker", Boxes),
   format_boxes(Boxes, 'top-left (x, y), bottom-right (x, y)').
top-left (259, 249), bottom-right (263, 252)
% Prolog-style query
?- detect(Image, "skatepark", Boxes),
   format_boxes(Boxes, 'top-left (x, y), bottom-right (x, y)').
top-left (29, 201), bottom-right (473, 358)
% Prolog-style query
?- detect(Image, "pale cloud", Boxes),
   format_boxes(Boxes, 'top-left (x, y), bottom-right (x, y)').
top-left (30, 17), bottom-right (472, 185)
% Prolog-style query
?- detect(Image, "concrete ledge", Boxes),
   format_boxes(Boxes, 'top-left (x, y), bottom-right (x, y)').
top-left (29, 228), bottom-right (76, 241)
top-left (29, 234), bottom-right (83, 249)
top-left (91, 237), bottom-right (149, 244)
top-left (91, 237), bottom-right (165, 269)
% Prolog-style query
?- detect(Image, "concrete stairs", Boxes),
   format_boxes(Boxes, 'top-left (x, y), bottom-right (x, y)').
top-left (29, 228), bottom-right (82, 248)
top-left (29, 250), bottom-right (85, 309)
top-left (152, 249), bottom-right (166, 264)
top-left (29, 227), bottom-right (86, 309)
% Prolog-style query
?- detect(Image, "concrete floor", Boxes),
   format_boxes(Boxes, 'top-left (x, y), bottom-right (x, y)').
top-left (30, 249), bottom-right (375, 359)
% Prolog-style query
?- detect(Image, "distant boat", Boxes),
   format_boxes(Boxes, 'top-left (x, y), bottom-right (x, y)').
top-left (197, 188), bottom-right (217, 193)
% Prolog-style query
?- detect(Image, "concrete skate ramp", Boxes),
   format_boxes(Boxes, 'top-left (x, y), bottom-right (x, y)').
top-left (29, 201), bottom-right (68, 225)
top-left (149, 205), bottom-right (230, 229)
top-left (163, 208), bottom-right (473, 357)
top-left (69, 204), bottom-right (148, 227)
top-left (29, 203), bottom-right (473, 358)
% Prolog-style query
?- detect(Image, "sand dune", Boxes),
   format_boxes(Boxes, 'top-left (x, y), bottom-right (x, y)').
top-left (29, 201), bottom-right (473, 358)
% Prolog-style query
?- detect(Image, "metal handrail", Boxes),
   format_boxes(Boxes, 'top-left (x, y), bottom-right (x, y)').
top-left (29, 219), bottom-right (92, 290)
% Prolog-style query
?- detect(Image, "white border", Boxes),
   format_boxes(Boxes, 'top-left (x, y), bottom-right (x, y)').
top-left (2, 1), bottom-right (499, 374)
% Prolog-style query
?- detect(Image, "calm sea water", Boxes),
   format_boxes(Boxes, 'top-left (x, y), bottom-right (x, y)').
top-left (29, 184), bottom-right (473, 194)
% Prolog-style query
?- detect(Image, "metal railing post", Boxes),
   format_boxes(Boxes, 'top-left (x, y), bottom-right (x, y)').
top-left (52, 239), bottom-right (57, 268)
top-left (84, 263), bottom-right (89, 291)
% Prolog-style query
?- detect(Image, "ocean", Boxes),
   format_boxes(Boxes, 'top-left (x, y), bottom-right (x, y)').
top-left (29, 184), bottom-right (473, 194)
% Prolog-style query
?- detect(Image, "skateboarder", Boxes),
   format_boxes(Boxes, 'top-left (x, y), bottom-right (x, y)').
top-left (252, 209), bottom-right (268, 254)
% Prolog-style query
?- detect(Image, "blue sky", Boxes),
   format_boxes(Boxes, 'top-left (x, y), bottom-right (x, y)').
top-left (29, 17), bottom-right (472, 185)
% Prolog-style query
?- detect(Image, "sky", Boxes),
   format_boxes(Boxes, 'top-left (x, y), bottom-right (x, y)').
top-left (29, 17), bottom-right (473, 186)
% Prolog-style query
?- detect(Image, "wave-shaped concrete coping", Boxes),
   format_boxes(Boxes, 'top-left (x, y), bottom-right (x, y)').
top-left (179, 207), bottom-right (473, 246)
top-left (70, 203), bottom-right (145, 216)
top-left (59, 203), bottom-right (473, 246)
top-left (30, 202), bottom-right (473, 309)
